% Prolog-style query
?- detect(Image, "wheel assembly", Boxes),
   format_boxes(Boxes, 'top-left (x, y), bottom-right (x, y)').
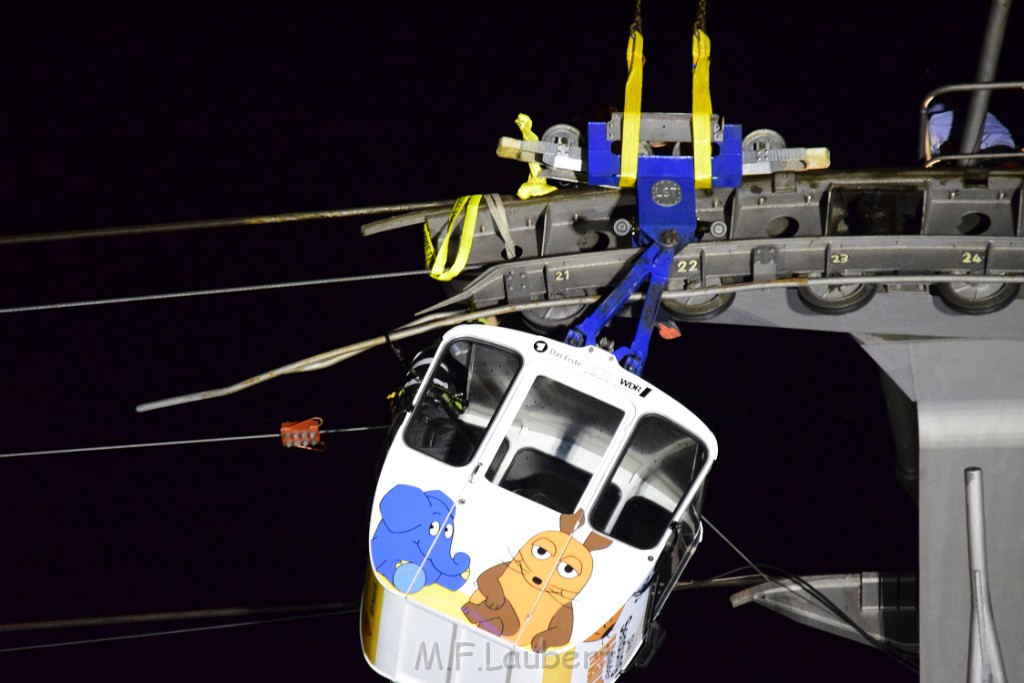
top-left (662, 291), bottom-right (735, 321)
top-left (797, 282), bottom-right (875, 314)
top-left (742, 128), bottom-right (787, 152)
top-left (521, 302), bottom-right (588, 333)
top-left (936, 281), bottom-right (1020, 315)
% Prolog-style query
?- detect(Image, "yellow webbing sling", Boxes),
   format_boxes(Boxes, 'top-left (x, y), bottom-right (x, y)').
top-left (691, 29), bottom-right (713, 189)
top-left (619, 30), bottom-right (644, 188)
top-left (514, 113), bottom-right (557, 200)
top-left (427, 194), bottom-right (482, 282)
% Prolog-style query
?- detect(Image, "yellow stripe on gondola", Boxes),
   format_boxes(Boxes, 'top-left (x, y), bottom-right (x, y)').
top-left (542, 654), bottom-right (575, 683)
top-left (360, 564), bottom-right (385, 664)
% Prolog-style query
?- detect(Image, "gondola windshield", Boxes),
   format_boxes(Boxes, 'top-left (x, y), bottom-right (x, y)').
top-left (403, 339), bottom-right (522, 466)
top-left (484, 375), bottom-right (626, 514)
top-left (592, 415), bottom-right (708, 549)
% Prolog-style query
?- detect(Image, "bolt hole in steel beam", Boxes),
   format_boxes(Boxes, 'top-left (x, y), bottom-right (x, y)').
top-left (500, 245), bottom-right (525, 260)
top-left (957, 212), bottom-right (992, 235)
top-left (765, 216), bottom-right (800, 238)
top-left (577, 232), bottom-right (611, 253)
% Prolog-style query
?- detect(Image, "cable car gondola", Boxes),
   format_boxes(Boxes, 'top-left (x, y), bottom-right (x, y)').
top-left (361, 324), bottom-right (717, 682)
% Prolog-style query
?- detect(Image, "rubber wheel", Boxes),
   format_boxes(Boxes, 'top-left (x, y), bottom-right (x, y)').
top-left (742, 128), bottom-right (787, 151)
top-left (936, 281), bottom-right (1020, 315)
top-left (798, 282), bottom-right (875, 314)
top-left (662, 292), bottom-right (735, 321)
top-left (521, 303), bottom-right (587, 333)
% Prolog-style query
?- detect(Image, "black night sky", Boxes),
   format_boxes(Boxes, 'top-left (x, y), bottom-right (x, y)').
top-left (2, 2), bottom-right (1021, 681)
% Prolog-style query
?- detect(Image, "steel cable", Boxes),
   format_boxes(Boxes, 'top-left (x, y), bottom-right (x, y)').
top-left (135, 272), bottom-right (1024, 412)
top-left (0, 270), bottom-right (433, 315)
top-left (0, 426), bottom-right (386, 460)
top-left (0, 609), bottom-right (354, 654)
top-left (0, 201), bottom-right (454, 247)
top-left (701, 515), bottom-right (919, 674)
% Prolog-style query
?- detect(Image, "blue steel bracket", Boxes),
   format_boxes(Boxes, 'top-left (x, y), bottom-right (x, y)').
top-left (586, 119), bottom-right (743, 245)
top-left (565, 114), bottom-right (744, 375)
top-left (565, 235), bottom-right (677, 376)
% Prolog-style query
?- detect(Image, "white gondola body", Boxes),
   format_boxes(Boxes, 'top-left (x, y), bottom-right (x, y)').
top-left (361, 325), bottom-right (718, 682)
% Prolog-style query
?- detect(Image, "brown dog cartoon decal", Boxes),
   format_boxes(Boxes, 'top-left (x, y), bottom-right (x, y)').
top-left (461, 509), bottom-right (612, 652)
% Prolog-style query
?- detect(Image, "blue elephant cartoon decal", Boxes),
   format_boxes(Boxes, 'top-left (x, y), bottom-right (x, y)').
top-left (371, 484), bottom-right (471, 593)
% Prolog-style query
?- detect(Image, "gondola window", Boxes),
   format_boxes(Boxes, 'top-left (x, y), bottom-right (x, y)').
top-left (590, 416), bottom-right (708, 549)
top-left (404, 340), bottom-right (522, 466)
top-left (484, 375), bottom-right (624, 513)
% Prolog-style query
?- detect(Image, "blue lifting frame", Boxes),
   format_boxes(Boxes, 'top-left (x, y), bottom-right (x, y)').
top-left (564, 116), bottom-right (743, 376)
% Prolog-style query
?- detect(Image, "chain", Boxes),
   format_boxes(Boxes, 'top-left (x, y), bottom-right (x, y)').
top-left (631, 0), bottom-right (642, 34)
top-left (695, 0), bottom-right (707, 33)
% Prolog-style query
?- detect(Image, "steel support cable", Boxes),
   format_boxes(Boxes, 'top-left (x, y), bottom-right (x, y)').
top-left (0, 269), bottom-right (436, 315)
top-left (2, 268), bottom-right (1015, 317)
top-left (753, 563), bottom-right (921, 671)
top-left (135, 298), bottom-right (605, 412)
top-left (0, 602), bottom-right (355, 634)
top-left (136, 272), bottom-right (1024, 413)
top-left (146, 296), bottom-right (641, 411)
top-left (0, 608), bottom-right (355, 654)
top-left (0, 200), bottom-right (456, 247)
top-left (674, 569), bottom-right (779, 592)
top-left (701, 515), bottom-right (919, 674)
top-left (0, 426), bottom-right (386, 460)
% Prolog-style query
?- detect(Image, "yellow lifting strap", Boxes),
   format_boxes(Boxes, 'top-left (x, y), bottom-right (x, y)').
top-left (514, 113), bottom-right (557, 200)
top-left (426, 195), bottom-right (482, 282)
top-left (619, 30), bottom-right (644, 189)
top-left (691, 29), bottom-right (713, 189)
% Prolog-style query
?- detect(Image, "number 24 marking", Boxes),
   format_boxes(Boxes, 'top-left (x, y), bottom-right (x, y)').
top-left (962, 252), bottom-right (983, 264)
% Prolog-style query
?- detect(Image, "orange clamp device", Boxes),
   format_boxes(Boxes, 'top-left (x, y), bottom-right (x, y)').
top-left (281, 417), bottom-right (325, 451)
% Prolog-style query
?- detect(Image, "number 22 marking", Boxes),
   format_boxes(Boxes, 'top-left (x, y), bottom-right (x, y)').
top-left (676, 259), bottom-right (699, 273)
